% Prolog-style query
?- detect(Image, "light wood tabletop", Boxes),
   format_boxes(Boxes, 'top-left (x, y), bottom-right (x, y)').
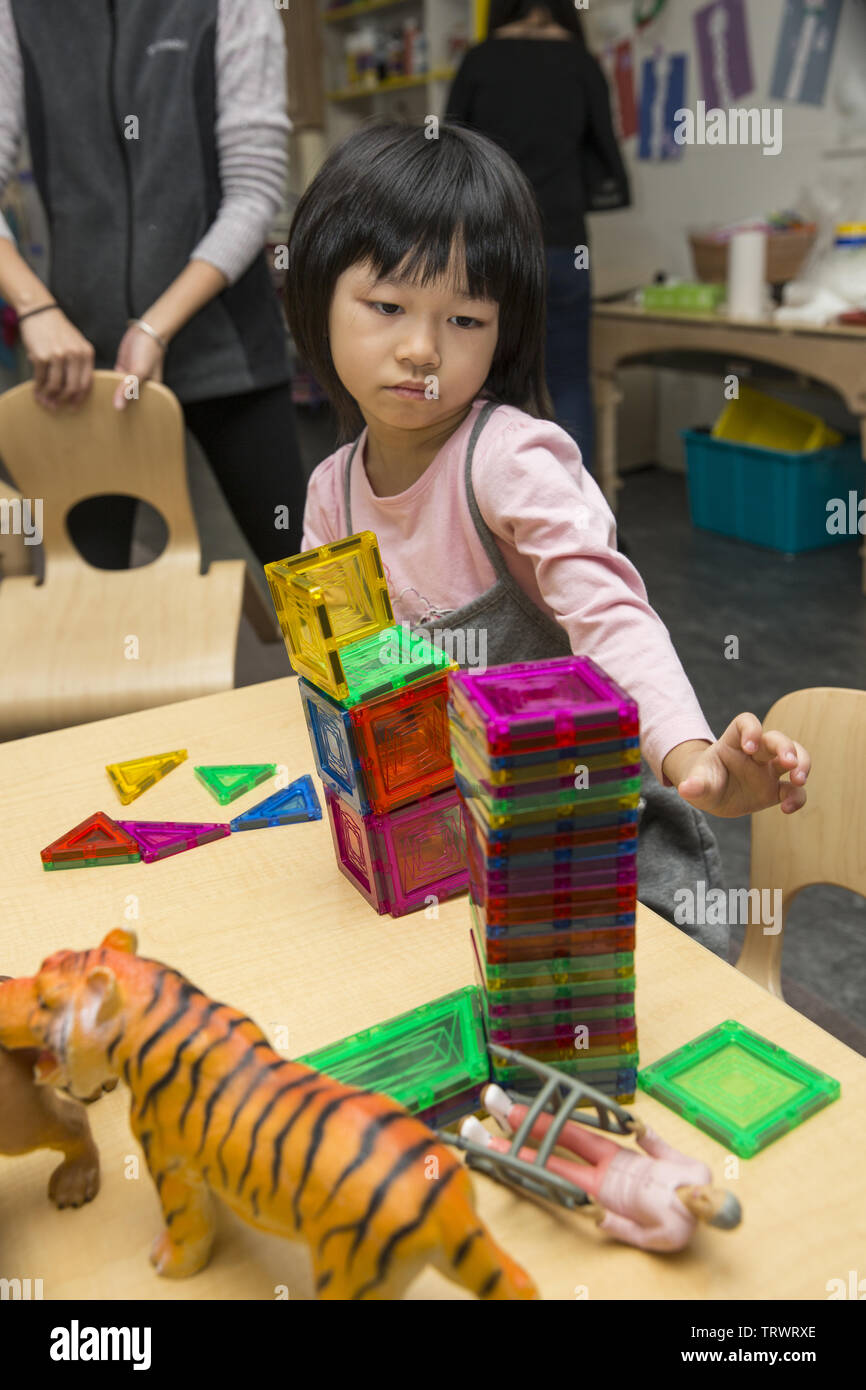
top-left (0, 676), bottom-right (863, 1301)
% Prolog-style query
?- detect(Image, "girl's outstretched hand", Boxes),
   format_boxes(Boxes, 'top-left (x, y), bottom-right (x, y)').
top-left (671, 714), bottom-right (810, 818)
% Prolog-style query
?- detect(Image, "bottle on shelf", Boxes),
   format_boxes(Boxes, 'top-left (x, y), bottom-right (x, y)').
top-left (403, 17), bottom-right (421, 76)
top-left (413, 29), bottom-right (429, 76)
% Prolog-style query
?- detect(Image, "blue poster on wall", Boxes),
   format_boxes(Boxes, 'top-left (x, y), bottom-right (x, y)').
top-left (639, 52), bottom-right (688, 161)
top-left (769, 0), bottom-right (843, 105)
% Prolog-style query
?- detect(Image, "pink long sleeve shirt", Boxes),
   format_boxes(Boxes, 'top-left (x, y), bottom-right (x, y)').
top-left (301, 398), bottom-right (715, 784)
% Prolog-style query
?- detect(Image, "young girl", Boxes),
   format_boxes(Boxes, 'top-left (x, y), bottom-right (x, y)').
top-left (285, 122), bottom-right (810, 955)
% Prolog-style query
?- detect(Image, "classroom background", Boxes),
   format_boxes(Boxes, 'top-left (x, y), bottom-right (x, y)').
top-left (1, 0), bottom-right (865, 1056)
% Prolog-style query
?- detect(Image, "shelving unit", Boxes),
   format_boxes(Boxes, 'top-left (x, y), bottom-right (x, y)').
top-left (327, 68), bottom-right (457, 103)
top-left (320, 0), bottom-right (487, 146)
top-left (324, 0), bottom-right (424, 24)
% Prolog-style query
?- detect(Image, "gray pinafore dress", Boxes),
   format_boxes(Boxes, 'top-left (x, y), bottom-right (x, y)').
top-left (343, 401), bottom-right (728, 957)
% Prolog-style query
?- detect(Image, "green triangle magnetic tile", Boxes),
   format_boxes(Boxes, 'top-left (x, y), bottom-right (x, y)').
top-left (299, 987), bottom-right (489, 1113)
top-left (194, 764), bottom-right (277, 805)
top-left (637, 1020), bottom-right (841, 1159)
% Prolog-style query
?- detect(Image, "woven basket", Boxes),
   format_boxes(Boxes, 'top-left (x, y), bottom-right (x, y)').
top-left (689, 225), bottom-right (817, 285)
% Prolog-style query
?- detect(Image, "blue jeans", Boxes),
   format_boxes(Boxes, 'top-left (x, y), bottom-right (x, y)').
top-left (545, 248), bottom-right (594, 474)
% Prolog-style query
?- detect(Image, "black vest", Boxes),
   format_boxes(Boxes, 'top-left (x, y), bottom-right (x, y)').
top-left (10, 0), bottom-right (290, 402)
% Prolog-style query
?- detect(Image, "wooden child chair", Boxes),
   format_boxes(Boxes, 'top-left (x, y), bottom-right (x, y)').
top-left (0, 371), bottom-right (277, 739)
top-left (736, 687), bottom-right (866, 996)
top-left (0, 480), bottom-right (31, 579)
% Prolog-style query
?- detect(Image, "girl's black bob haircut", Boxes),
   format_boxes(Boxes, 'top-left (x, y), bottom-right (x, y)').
top-left (285, 120), bottom-right (553, 440)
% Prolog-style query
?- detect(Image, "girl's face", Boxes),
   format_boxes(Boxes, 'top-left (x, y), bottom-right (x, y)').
top-left (328, 257), bottom-right (499, 429)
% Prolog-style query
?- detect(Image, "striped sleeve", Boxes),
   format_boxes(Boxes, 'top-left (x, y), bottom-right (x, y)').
top-left (189, 0), bottom-right (292, 285)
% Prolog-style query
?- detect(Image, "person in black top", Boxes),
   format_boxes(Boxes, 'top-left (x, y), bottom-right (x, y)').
top-left (446, 1), bottom-right (629, 474)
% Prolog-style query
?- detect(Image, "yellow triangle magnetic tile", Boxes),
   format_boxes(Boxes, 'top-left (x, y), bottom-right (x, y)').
top-left (105, 750), bottom-right (188, 805)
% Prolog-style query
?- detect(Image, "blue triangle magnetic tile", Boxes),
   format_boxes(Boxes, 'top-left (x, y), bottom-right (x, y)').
top-left (230, 775), bottom-right (322, 831)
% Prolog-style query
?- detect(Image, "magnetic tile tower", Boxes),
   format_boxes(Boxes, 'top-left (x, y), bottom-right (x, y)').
top-left (265, 532), bottom-right (468, 916)
top-left (449, 656), bottom-right (641, 1101)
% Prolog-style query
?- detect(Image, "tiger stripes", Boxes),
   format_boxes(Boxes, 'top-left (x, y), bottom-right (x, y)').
top-left (0, 932), bottom-right (538, 1301)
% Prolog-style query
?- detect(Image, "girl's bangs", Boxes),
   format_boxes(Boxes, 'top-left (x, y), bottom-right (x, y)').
top-left (347, 145), bottom-right (522, 304)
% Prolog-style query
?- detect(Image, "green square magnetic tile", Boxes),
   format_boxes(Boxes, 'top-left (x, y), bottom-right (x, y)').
top-left (337, 624), bottom-right (456, 708)
top-left (637, 1020), bottom-right (840, 1158)
top-left (298, 986), bottom-right (489, 1112)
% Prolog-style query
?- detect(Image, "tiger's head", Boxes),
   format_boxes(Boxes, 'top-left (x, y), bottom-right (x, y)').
top-left (23, 929), bottom-right (139, 1101)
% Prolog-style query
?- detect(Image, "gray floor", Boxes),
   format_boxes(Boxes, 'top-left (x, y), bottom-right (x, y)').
top-left (155, 418), bottom-right (866, 1055)
top-left (618, 465), bottom-right (866, 1053)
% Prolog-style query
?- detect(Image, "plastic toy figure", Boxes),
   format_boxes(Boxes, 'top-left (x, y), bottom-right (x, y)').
top-left (0, 932), bottom-right (537, 1301)
top-left (0, 974), bottom-right (100, 1208)
top-left (461, 1081), bottom-right (741, 1252)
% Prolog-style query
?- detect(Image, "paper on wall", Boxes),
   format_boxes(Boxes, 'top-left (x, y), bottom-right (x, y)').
top-left (638, 51), bottom-right (687, 161)
top-left (769, 0), bottom-right (843, 106)
top-left (693, 0), bottom-right (754, 108)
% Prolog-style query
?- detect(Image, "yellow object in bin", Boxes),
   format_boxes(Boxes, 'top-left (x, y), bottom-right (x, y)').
top-left (712, 386), bottom-right (843, 452)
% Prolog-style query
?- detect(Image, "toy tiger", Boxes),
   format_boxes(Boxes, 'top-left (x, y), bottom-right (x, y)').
top-left (0, 931), bottom-right (538, 1301)
top-left (0, 974), bottom-right (100, 1209)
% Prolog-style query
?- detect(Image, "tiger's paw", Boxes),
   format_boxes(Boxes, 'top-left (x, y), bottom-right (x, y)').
top-left (48, 1154), bottom-right (100, 1209)
top-left (150, 1230), bottom-right (212, 1279)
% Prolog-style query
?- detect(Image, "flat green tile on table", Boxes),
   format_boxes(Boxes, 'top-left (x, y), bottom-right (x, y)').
top-left (638, 1020), bottom-right (840, 1158)
top-left (298, 986), bottom-right (489, 1113)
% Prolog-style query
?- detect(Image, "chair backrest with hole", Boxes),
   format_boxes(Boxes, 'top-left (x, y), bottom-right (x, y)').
top-left (0, 373), bottom-right (245, 738)
top-left (736, 687), bottom-right (866, 995)
top-left (0, 371), bottom-right (199, 571)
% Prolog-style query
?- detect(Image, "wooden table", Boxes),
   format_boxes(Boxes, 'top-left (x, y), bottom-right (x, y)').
top-left (591, 302), bottom-right (866, 591)
top-left (1, 677), bottom-right (863, 1300)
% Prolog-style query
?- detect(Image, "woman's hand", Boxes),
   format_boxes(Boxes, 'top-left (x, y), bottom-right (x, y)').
top-left (112, 324), bottom-right (166, 410)
top-left (19, 307), bottom-right (95, 410)
top-left (666, 714), bottom-right (811, 819)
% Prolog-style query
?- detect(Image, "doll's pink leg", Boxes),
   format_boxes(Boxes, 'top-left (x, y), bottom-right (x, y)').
top-left (484, 1085), bottom-right (624, 1166)
top-left (461, 1116), bottom-right (604, 1196)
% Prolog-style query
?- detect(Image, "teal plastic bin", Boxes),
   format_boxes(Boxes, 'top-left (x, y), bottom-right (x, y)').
top-left (682, 428), bottom-right (864, 554)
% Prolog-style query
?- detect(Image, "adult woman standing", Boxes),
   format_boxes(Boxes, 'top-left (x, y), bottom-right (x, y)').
top-left (447, 1), bottom-right (629, 473)
top-left (0, 0), bottom-right (306, 567)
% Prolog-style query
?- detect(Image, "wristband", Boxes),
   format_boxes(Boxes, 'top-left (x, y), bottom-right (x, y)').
top-left (17, 302), bottom-right (60, 322)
